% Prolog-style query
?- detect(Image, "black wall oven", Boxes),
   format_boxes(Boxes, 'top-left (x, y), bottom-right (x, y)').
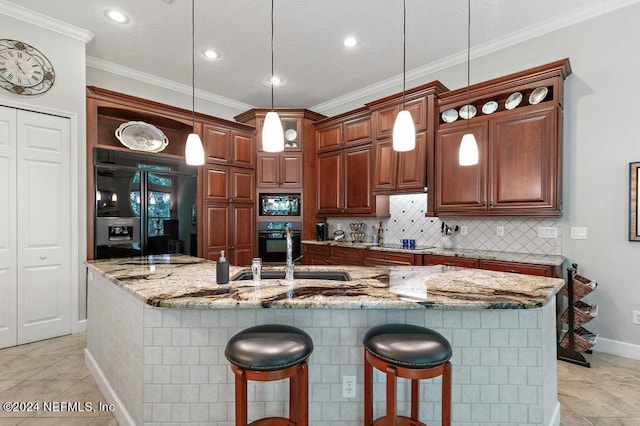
top-left (258, 222), bottom-right (302, 263)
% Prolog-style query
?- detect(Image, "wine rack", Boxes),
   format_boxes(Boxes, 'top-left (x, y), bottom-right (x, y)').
top-left (557, 263), bottom-right (598, 367)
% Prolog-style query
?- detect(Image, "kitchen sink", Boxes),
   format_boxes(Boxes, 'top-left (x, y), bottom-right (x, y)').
top-left (232, 270), bottom-right (351, 281)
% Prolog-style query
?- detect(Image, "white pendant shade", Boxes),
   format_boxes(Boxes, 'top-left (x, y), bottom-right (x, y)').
top-left (262, 111), bottom-right (284, 152)
top-left (111, 193), bottom-right (118, 202)
top-left (185, 133), bottom-right (205, 166)
top-left (459, 133), bottom-right (479, 166)
top-left (96, 190), bottom-right (101, 201)
top-left (392, 110), bottom-right (416, 152)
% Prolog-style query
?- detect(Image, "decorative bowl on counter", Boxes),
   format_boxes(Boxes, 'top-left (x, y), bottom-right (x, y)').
top-left (350, 231), bottom-right (365, 243)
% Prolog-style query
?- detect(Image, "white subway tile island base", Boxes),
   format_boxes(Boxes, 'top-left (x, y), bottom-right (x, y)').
top-left (86, 254), bottom-right (564, 425)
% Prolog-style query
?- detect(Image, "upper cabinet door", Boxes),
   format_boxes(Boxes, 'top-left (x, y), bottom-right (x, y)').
top-left (204, 166), bottom-right (229, 202)
top-left (343, 116), bottom-right (371, 147)
top-left (203, 125), bottom-right (230, 165)
top-left (231, 131), bottom-right (255, 168)
top-left (435, 123), bottom-right (488, 212)
top-left (405, 97), bottom-right (427, 131)
top-left (396, 131), bottom-right (427, 191)
top-left (489, 107), bottom-right (558, 212)
top-left (316, 123), bottom-right (343, 153)
top-left (343, 145), bottom-right (373, 213)
top-left (373, 104), bottom-right (399, 139)
top-left (316, 150), bottom-right (343, 213)
top-left (373, 138), bottom-right (397, 192)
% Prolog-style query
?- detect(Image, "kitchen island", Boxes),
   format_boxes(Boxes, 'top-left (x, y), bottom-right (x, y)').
top-left (86, 254), bottom-right (564, 426)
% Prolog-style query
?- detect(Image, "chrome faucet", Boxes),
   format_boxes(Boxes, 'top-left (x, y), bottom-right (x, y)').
top-left (285, 226), bottom-right (294, 281)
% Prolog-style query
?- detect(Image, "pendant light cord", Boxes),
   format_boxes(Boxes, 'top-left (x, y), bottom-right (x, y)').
top-left (402, 0), bottom-right (406, 110)
top-left (191, 0), bottom-right (196, 133)
top-left (270, 0), bottom-right (275, 110)
top-left (466, 0), bottom-right (471, 133)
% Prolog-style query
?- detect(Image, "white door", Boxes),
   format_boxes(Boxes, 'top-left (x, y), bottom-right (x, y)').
top-left (0, 107), bottom-right (17, 348)
top-left (16, 110), bottom-right (71, 345)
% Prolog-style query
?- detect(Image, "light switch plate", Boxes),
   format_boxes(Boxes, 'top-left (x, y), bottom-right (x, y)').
top-left (460, 226), bottom-right (468, 236)
top-left (538, 227), bottom-right (558, 238)
top-left (571, 227), bottom-right (587, 239)
top-left (496, 226), bottom-right (504, 237)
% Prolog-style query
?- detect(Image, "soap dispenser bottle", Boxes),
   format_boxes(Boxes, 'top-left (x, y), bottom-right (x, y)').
top-left (216, 250), bottom-right (229, 284)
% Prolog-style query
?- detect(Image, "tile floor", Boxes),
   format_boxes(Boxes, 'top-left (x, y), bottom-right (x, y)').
top-left (0, 333), bottom-right (638, 425)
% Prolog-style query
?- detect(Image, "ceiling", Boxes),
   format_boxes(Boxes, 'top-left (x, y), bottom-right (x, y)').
top-left (4, 0), bottom-right (628, 111)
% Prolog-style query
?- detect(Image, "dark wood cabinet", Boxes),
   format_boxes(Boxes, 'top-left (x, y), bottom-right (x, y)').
top-left (257, 152), bottom-right (303, 188)
top-left (425, 254), bottom-right (480, 268)
top-left (302, 244), bottom-right (331, 265)
top-left (435, 107), bottom-right (560, 216)
top-left (434, 59), bottom-right (570, 217)
top-left (204, 166), bottom-right (254, 203)
top-left (372, 96), bottom-right (428, 139)
top-left (203, 202), bottom-right (255, 265)
top-left (316, 110), bottom-right (372, 154)
top-left (373, 131), bottom-right (427, 193)
top-left (317, 144), bottom-right (375, 215)
top-left (203, 124), bottom-right (255, 168)
top-left (425, 254), bottom-right (558, 277)
top-left (363, 250), bottom-right (422, 266)
top-left (329, 246), bottom-right (363, 265)
top-left (478, 259), bottom-right (556, 277)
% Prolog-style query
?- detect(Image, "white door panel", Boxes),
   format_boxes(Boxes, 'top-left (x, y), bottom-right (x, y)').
top-left (0, 107), bottom-right (16, 349)
top-left (16, 110), bottom-right (71, 345)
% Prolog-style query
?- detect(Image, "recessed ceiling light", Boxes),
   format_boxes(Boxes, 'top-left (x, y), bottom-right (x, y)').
top-left (344, 37), bottom-right (357, 47)
top-left (270, 76), bottom-right (283, 85)
top-left (203, 49), bottom-right (219, 60)
top-left (105, 9), bottom-right (129, 23)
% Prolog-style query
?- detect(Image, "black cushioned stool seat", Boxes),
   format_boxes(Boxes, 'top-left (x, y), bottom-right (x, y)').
top-left (363, 324), bottom-right (453, 426)
top-left (225, 324), bottom-right (313, 426)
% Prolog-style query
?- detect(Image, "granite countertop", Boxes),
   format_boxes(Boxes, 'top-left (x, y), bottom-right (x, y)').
top-left (302, 240), bottom-right (564, 266)
top-left (87, 254), bottom-right (564, 310)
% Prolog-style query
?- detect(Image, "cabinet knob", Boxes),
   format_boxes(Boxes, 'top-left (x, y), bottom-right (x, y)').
top-left (40, 255), bottom-right (47, 260)
top-left (482, 201), bottom-right (486, 206)
top-left (489, 201), bottom-right (494, 206)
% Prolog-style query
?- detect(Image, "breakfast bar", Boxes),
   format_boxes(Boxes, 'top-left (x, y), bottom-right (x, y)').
top-left (85, 254), bottom-right (564, 425)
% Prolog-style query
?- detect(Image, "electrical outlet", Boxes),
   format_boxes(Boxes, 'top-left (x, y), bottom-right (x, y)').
top-left (538, 227), bottom-right (558, 239)
top-left (633, 310), bottom-right (640, 325)
top-left (496, 226), bottom-right (505, 237)
top-left (342, 375), bottom-right (356, 398)
top-left (460, 226), bottom-right (468, 236)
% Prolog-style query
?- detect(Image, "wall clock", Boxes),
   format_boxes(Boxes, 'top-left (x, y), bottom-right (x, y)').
top-left (0, 39), bottom-right (55, 96)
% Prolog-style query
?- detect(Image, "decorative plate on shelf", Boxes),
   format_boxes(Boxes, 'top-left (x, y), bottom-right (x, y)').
top-left (482, 100), bottom-right (498, 115)
top-left (284, 128), bottom-right (298, 141)
top-left (459, 104), bottom-right (477, 120)
top-left (115, 121), bottom-right (169, 153)
top-left (441, 108), bottom-right (458, 123)
top-left (529, 86), bottom-right (548, 105)
top-left (505, 92), bottom-right (523, 110)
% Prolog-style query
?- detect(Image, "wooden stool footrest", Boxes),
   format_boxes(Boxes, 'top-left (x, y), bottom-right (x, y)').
top-left (372, 415), bottom-right (426, 426)
top-left (248, 417), bottom-right (296, 426)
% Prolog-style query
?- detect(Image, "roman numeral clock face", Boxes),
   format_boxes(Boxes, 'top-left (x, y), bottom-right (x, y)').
top-left (0, 39), bottom-right (55, 96)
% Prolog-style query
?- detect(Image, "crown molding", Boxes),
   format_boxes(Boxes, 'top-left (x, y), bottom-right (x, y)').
top-left (312, 0), bottom-right (640, 114)
top-left (86, 56), bottom-right (255, 112)
top-left (0, 0), bottom-right (93, 43)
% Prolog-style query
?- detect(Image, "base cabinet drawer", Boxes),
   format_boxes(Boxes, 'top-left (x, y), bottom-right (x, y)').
top-left (329, 246), bottom-right (363, 265)
top-left (424, 254), bottom-right (479, 268)
top-left (363, 251), bottom-right (420, 266)
top-left (303, 244), bottom-right (331, 265)
top-left (478, 260), bottom-right (556, 277)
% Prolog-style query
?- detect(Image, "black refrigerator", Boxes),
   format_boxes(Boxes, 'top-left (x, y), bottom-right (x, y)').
top-left (94, 148), bottom-right (197, 259)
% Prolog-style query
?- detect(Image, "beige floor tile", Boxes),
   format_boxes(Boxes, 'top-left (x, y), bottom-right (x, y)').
top-left (0, 418), bottom-right (24, 425)
top-left (0, 355), bottom-right (65, 381)
top-left (28, 334), bottom-right (87, 356)
top-left (0, 379), bottom-right (77, 404)
top-left (559, 380), bottom-right (640, 418)
top-left (16, 417), bottom-right (100, 425)
top-left (560, 404), bottom-right (594, 426)
top-left (89, 416), bottom-right (119, 425)
top-left (29, 355), bottom-right (90, 381)
top-left (589, 419), bottom-right (640, 425)
top-left (0, 381), bottom-right (20, 393)
top-left (33, 377), bottom-right (110, 419)
top-left (0, 355), bottom-right (19, 366)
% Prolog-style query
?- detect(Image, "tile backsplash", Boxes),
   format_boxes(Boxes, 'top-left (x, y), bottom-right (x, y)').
top-left (326, 194), bottom-right (561, 256)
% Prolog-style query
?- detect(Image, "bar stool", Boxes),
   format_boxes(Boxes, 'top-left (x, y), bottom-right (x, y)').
top-left (363, 324), bottom-right (453, 426)
top-left (224, 324), bottom-right (313, 426)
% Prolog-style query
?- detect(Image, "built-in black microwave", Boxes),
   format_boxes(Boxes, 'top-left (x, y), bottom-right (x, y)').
top-left (259, 193), bottom-right (301, 216)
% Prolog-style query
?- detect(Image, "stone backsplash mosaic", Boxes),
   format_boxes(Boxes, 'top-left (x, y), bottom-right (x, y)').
top-left (326, 194), bottom-right (562, 255)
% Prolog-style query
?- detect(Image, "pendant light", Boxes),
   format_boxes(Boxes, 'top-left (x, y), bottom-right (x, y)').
top-left (262, 0), bottom-right (284, 153)
top-left (458, 0), bottom-right (479, 166)
top-left (392, 0), bottom-right (415, 152)
top-left (185, 0), bottom-right (205, 166)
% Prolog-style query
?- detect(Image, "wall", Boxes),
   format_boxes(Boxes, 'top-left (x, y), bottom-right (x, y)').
top-left (0, 10), bottom-right (90, 326)
top-left (324, 3), bottom-right (640, 355)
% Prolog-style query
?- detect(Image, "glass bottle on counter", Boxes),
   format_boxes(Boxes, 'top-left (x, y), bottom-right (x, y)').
top-left (377, 221), bottom-right (384, 245)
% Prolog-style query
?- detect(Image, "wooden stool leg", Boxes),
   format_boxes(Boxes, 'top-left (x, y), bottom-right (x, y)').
top-left (442, 361), bottom-right (452, 426)
top-left (299, 361), bottom-right (309, 426)
top-left (386, 365), bottom-right (397, 426)
top-left (289, 366), bottom-right (299, 423)
top-left (232, 366), bottom-right (248, 426)
top-left (411, 378), bottom-right (420, 420)
top-left (364, 349), bottom-right (373, 425)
